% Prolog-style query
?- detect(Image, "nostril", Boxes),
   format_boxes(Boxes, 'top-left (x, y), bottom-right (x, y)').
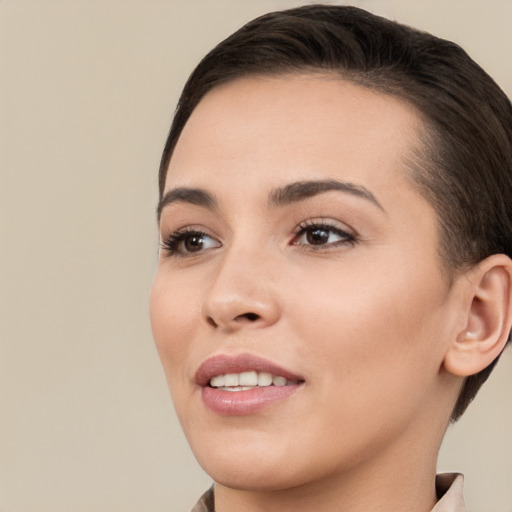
top-left (206, 316), bottom-right (217, 328)
top-left (237, 312), bottom-right (260, 322)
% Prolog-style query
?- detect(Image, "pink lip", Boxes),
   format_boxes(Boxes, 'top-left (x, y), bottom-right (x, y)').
top-left (195, 353), bottom-right (304, 386)
top-left (195, 353), bottom-right (305, 416)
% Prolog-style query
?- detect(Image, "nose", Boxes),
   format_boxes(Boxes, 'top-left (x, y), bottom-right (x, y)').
top-left (201, 246), bottom-right (281, 332)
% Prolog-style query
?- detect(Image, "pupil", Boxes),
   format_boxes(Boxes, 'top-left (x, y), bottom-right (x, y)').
top-left (307, 228), bottom-right (328, 245)
top-left (185, 235), bottom-right (203, 251)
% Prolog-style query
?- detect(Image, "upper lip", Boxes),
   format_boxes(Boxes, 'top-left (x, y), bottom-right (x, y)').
top-left (195, 353), bottom-right (305, 386)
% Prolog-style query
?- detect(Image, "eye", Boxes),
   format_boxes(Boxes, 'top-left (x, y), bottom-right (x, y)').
top-left (293, 221), bottom-right (356, 248)
top-left (161, 228), bottom-right (221, 256)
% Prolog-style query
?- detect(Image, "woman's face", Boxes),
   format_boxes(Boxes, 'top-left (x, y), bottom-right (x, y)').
top-left (150, 75), bottom-right (461, 491)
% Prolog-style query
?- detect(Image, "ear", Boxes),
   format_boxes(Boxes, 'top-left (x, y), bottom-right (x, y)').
top-left (443, 254), bottom-right (512, 377)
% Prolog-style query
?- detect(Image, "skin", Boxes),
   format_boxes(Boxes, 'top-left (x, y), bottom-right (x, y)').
top-left (150, 75), bottom-right (470, 512)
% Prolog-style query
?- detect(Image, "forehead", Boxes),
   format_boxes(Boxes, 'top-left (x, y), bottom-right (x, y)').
top-left (166, 74), bottom-right (427, 213)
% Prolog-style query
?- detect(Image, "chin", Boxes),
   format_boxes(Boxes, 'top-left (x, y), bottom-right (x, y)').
top-left (190, 434), bottom-right (308, 492)
top-left (207, 464), bottom-right (288, 491)
top-left (203, 461), bottom-right (310, 493)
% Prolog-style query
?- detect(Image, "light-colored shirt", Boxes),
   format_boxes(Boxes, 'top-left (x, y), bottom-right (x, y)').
top-left (432, 474), bottom-right (466, 512)
top-left (190, 473), bottom-right (466, 512)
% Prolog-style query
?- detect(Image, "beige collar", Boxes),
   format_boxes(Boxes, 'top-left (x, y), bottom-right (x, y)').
top-left (432, 473), bottom-right (466, 512)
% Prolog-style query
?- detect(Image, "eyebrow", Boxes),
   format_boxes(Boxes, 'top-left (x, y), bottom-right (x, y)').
top-left (157, 187), bottom-right (217, 220)
top-left (268, 179), bottom-right (385, 211)
top-left (157, 179), bottom-right (385, 220)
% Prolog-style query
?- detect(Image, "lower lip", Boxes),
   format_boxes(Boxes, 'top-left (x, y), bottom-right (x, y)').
top-left (202, 384), bottom-right (302, 416)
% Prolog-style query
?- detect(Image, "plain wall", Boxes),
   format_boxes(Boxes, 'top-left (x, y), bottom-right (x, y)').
top-left (1, 1), bottom-right (511, 510)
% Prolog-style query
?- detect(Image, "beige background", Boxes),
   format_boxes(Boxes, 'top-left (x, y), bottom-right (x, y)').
top-left (1, 1), bottom-right (511, 511)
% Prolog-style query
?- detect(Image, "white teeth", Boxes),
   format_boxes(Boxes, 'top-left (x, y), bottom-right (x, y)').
top-left (210, 375), bottom-right (225, 387)
top-left (257, 372), bottom-right (273, 386)
top-left (220, 386), bottom-right (254, 392)
top-left (272, 376), bottom-right (287, 386)
top-left (224, 373), bottom-right (239, 387)
top-left (239, 371), bottom-right (258, 386)
top-left (209, 371), bottom-right (290, 389)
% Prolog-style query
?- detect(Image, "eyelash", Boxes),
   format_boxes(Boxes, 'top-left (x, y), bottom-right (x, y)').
top-left (160, 227), bottom-right (219, 257)
top-left (293, 220), bottom-right (356, 249)
top-left (160, 220), bottom-right (356, 257)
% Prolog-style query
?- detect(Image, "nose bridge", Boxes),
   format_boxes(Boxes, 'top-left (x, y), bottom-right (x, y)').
top-left (202, 237), bottom-right (280, 331)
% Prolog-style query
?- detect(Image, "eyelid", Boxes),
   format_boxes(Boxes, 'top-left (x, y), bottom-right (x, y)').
top-left (160, 226), bottom-right (222, 257)
top-left (292, 218), bottom-right (358, 248)
top-left (293, 218), bottom-right (356, 236)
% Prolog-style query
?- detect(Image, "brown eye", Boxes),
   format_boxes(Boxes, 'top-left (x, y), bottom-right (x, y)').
top-left (306, 228), bottom-right (330, 245)
top-left (184, 234), bottom-right (206, 252)
top-left (294, 222), bottom-right (355, 248)
top-left (161, 230), bottom-right (221, 256)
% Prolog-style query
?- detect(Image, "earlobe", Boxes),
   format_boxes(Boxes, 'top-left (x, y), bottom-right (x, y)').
top-left (443, 254), bottom-right (512, 377)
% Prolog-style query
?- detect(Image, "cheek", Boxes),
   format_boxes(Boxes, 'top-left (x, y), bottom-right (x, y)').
top-left (291, 258), bottom-right (448, 395)
top-left (283, 264), bottom-right (450, 465)
top-left (149, 270), bottom-right (200, 383)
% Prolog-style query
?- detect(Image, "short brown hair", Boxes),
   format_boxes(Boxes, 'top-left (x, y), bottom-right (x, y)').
top-left (159, 4), bottom-right (512, 421)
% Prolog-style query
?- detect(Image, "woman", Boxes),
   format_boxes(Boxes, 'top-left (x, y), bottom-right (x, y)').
top-left (150, 5), bottom-right (512, 511)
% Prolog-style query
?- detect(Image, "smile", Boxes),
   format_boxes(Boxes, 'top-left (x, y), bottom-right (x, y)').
top-left (197, 354), bottom-right (304, 415)
top-left (209, 371), bottom-right (289, 390)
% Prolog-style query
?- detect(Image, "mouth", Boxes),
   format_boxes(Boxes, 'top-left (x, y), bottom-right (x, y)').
top-left (196, 353), bottom-right (305, 415)
top-left (209, 370), bottom-right (293, 391)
